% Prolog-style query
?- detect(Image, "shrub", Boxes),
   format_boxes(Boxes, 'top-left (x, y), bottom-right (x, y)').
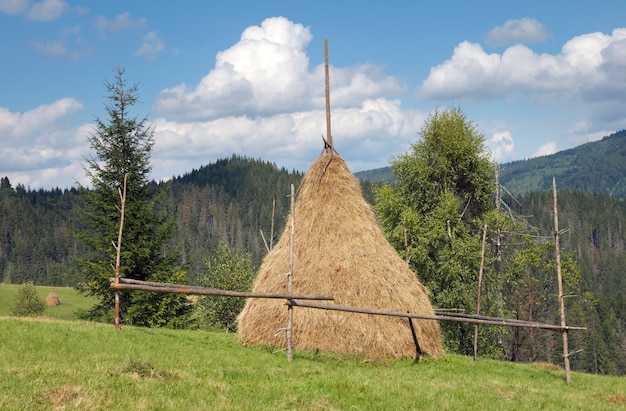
top-left (12, 282), bottom-right (46, 317)
top-left (196, 243), bottom-right (254, 332)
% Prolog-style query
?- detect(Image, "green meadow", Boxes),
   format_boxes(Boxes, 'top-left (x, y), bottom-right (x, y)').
top-left (0, 283), bottom-right (94, 320)
top-left (0, 320), bottom-right (623, 410)
top-left (0, 285), bottom-right (624, 410)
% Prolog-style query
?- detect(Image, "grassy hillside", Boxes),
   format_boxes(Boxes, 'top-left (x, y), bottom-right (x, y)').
top-left (0, 317), bottom-right (624, 410)
top-left (0, 284), bottom-right (95, 320)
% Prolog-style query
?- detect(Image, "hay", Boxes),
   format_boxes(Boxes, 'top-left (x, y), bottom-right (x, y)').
top-left (237, 153), bottom-right (443, 358)
top-left (46, 290), bottom-right (60, 306)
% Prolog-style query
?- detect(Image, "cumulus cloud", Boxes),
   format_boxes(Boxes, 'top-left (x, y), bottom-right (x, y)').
top-left (417, 28), bottom-right (626, 137)
top-left (147, 16), bottom-right (416, 179)
top-left (0, 98), bottom-right (82, 137)
top-left (484, 18), bottom-right (550, 47)
top-left (487, 131), bottom-right (515, 162)
top-left (0, 99), bottom-right (85, 180)
top-left (153, 17), bottom-right (405, 121)
top-left (94, 12), bottom-right (147, 32)
top-left (151, 98), bottom-right (425, 180)
top-left (134, 31), bottom-right (165, 61)
top-left (532, 141), bottom-right (558, 158)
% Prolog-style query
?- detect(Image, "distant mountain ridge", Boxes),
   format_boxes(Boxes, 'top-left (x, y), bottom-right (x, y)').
top-left (355, 130), bottom-right (626, 198)
top-left (499, 129), bottom-right (626, 197)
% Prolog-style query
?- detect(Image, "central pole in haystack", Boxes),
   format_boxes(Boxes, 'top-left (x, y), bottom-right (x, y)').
top-left (553, 178), bottom-right (571, 383)
top-left (324, 38), bottom-right (332, 153)
top-left (286, 184), bottom-right (295, 360)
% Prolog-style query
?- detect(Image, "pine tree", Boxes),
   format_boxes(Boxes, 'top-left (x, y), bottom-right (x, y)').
top-left (76, 67), bottom-right (191, 327)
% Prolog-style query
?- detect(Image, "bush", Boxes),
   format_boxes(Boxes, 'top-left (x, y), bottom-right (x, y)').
top-left (12, 282), bottom-right (46, 317)
top-left (196, 243), bottom-right (254, 332)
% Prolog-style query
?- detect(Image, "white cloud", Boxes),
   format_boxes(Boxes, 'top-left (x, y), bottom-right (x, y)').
top-left (0, 0), bottom-right (68, 20)
top-left (150, 98), bottom-right (425, 180)
top-left (94, 12), bottom-right (147, 32)
top-left (532, 141), bottom-right (557, 157)
top-left (134, 31), bottom-right (165, 61)
top-left (0, 98), bottom-right (82, 137)
top-left (417, 28), bottom-right (626, 137)
top-left (27, 0), bottom-right (67, 21)
top-left (0, 0), bottom-right (29, 15)
top-left (0, 99), bottom-right (86, 184)
top-left (153, 17), bottom-right (405, 121)
top-left (32, 39), bottom-right (81, 59)
top-left (149, 16), bottom-right (415, 178)
top-left (565, 120), bottom-right (614, 146)
top-left (484, 18), bottom-right (550, 47)
top-left (487, 131), bottom-right (515, 162)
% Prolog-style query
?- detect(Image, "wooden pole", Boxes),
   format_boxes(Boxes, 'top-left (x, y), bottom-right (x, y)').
top-left (110, 278), bottom-right (333, 300)
top-left (553, 177), bottom-right (572, 383)
top-left (286, 300), bottom-right (585, 331)
top-left (474, 223), bottom-right (488, 362)
top-left (407, 315), bottom-right (422, 361)
top-left (286, 184), bottom-right (295, 360)
top-left (324, 38), bottom-right (332, 152)
top-left (270, 197), bottom-right (276, 250)
top-left (403, 215), bottom-right (410, 263)
top-left (114, 173), bottom-right (127, 330)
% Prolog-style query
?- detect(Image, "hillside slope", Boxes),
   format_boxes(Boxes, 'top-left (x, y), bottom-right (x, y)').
top-left (499, 130), bottom-right (626, 197)
top-left (2, 317), bottom-right (625, 410)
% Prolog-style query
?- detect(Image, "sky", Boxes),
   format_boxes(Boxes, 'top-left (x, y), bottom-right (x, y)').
top-left (2, 1), bottom-right (626, 189)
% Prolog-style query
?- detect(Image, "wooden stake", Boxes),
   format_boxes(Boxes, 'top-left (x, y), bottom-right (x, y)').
top-left (553, 177), bottom-right (572, 383)
top-left (114, 173), bottom-right (127, 330)
top-left (474, 223), bottom-right (488, 362)
top-left (407, 314), bottom-right (422, 361)
top-left (286, 184), bottom-right (295, 360)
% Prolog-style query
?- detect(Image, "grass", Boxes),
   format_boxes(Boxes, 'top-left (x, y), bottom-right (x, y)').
top-left (0, 283), bottom-right (94, 320)
top-left (1, 316), bottom-right (624, 410)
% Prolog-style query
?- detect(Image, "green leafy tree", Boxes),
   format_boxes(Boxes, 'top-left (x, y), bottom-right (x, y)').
top-left (11, 282), bottom-right (46, 316)
top-left (76, 67), bottom-right (189, 326)
top-left (196, 243), bottom-right (254, 332)
top-left (375, 107), bottom-right (496, 354)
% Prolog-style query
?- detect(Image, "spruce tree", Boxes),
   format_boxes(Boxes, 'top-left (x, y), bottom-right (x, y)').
top-left (76, 67), bottom-right (191, 327)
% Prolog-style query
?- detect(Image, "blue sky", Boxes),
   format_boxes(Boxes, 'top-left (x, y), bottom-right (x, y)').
top-left (2, 1), bottom-right (626, 189)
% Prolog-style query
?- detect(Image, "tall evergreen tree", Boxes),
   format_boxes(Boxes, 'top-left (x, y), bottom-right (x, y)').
top-left (76, 67), bottom-right (191, 327)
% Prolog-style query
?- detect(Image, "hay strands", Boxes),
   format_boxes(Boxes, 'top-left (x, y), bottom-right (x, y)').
top-left (109, 277), bottom-right (334, 301)
top-left (286, 300), bottom-right (586, 332)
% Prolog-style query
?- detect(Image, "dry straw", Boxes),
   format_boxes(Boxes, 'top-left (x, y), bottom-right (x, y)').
top-left (237, 153), bottom-right (443, 358)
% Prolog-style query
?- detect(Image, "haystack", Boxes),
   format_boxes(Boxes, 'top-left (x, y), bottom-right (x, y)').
top-left (237, 153), bottom-right (443, 358)
top-left (46, 290), bottom-right (60, 306)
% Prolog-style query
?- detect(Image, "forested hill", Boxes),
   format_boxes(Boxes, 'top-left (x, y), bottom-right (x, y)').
top-left (161, 155), bottom-right (303, 280)
top-left (355, 130), bottom-right (626, 198)
top-left (499, 129), bottom-right (626, 197)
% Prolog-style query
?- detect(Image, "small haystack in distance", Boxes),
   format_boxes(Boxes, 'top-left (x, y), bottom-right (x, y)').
top-left (46, 290), bottom-right (60, 306)
top-left (237, 153), bottom-right (443, 358)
